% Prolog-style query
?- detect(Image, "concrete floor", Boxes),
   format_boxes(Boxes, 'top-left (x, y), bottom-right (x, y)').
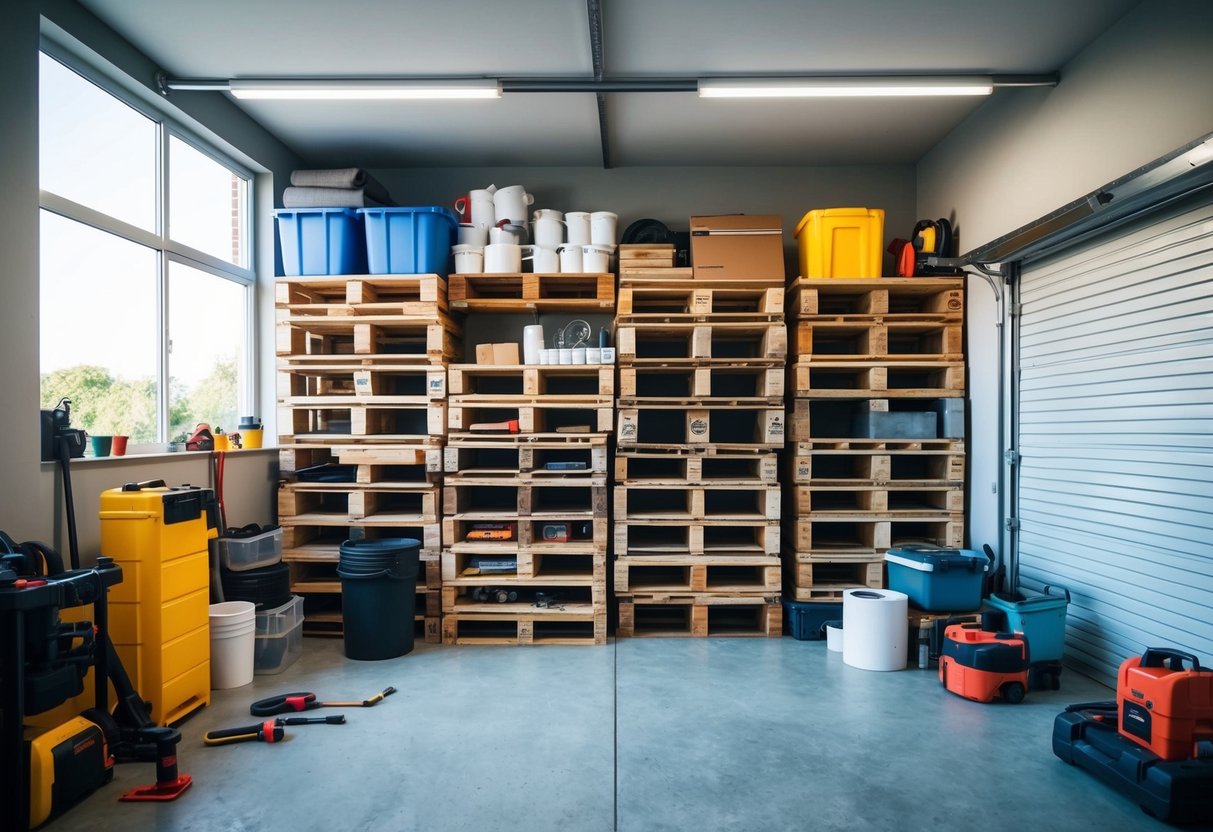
top-left (52, 637), bottom-right (1169, 832)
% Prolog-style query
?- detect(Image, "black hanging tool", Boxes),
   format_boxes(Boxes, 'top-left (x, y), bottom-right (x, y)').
top-left (249, 686), bottom-right (396, 717)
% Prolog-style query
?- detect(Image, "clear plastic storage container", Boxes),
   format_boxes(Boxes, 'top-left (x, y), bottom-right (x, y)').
top-left (212, 527), bottom-right (282, 572)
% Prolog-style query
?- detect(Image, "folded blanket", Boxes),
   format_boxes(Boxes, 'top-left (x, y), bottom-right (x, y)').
top-left (290, 168), bottom-right (391, 204)
top-left (281, 186), bottom-right (391, 209)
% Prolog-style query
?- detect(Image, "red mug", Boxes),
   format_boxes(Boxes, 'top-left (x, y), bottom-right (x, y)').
top-left (454, 194), bottom-right (471, 221)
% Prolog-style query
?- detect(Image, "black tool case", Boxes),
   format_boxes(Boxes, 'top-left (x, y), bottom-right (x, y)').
top-left (1053, 710), bottom-right (1213, 825)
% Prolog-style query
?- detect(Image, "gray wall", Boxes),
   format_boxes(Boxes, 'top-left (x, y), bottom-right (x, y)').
top-left (917, 0), bottom-right (1213, 564)
top-left (0, 1), bottom-right (302, 558)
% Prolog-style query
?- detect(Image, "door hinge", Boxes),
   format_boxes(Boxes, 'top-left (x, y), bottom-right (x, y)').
top-left (1004, 449), bottom-right (1020, 465)
top-left (1004, 517), bottom-right (1021, 531)
top-left (1008, 302), bottom-right (1022, 317)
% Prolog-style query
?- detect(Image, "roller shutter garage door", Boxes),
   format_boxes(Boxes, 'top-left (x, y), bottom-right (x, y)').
top-left (1015, 192), bottom-right (1213, 685)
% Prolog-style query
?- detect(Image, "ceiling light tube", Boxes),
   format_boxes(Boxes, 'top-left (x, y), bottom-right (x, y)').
top-left (698, 76), bottom-right (995, 99)
top-left (227, 79), bottom-right (502, 100)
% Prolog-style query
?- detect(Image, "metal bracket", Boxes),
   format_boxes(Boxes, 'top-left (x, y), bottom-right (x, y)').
top-left (1008, 302), bottom-right (1022, 317)
top-left (1004, 517), bottom-right (1021, 531)
top-left (154, 71), bottom-right (170, 97)
top-left (1004, 449), bottom-right (1020, 465)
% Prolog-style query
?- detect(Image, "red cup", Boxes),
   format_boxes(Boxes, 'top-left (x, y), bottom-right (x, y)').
top-left (111, 435), bottom-right (128, 456)
top-left (454, 194), bottom-right (471, 221)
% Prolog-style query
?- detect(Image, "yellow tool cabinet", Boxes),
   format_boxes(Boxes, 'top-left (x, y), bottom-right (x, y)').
top-left (99, 482), bottom-right (217, 725)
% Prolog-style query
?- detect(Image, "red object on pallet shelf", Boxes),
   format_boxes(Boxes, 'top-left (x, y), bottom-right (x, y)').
top-left (1117, 648), bottom-right (1213, 761)
top-left (939, 623), bottom-right (1030, 704)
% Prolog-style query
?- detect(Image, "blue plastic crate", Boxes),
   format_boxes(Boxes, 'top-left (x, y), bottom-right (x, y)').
top-left (884, 545), bottom-right (989, 611)
top-left (359, 207), bottom-right (458, 276)
top-left (782, 599), bottom-right (843, 640)
top-left (983, 587), bottom-right (1069, 663)
top-left (275, 208), bottom-right (366, 276)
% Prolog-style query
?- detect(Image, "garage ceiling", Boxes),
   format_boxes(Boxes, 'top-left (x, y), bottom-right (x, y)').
top-left (78, 0), bottom-right (1138, 168)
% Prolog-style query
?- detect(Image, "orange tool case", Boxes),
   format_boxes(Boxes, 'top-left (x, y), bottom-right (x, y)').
top-left (939, 624), bottom-right (1030, 704)
top-left (1118, 648), bottom-right (1213, 761)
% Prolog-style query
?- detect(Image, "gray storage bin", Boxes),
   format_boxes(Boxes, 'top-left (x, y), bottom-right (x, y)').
top-left (853, 411), bottom-right (937, 439)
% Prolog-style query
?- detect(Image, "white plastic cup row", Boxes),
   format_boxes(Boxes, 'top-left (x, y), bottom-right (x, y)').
top-left (453, 243), bottom-right (615, 274)
top-left (537, 347), bottom-right (615, 365)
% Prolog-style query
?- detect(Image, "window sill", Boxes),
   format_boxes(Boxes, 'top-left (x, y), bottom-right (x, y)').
top-left (40, 447), bottom-right (278, 468)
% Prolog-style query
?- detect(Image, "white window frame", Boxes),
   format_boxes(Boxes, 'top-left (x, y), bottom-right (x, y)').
top-left (38, 42), bottom-right (256, 443)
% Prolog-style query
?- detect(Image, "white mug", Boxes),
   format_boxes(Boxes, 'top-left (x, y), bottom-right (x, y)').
top-left (452, 244), bottom-right (484, 274)
top-left (558, 244), bottom-right (583, 273)
top-left (586, 347), bottom-right (602, 364)
top-left (523, 324), bottom-right (544, 364)
top-left (484, 243), bottom-right (522, 273)
top-left (581, 244), bottom-right (613, 273)
top-left (458, 223), bottom-right (489, 247)
top-left (558, 348), bottom-right (573, 365)
top-left (590, 211), bottom-right (618, 246)
top-left (532, 208), bottom-right (564, 222)
top-left (539, 349), bottom-right (552, 365)
top-left (523, 245), bottom-right (559, 274)
top-left (533, 218), bottom-right (564, 249)
top-left (468, 188), bottom-right (496, 229)
top-left (489, 224), bottom-right (526, 245)
top-left (564, 212), bottom-right (591, 246)
top-left (493, 185), bottom-right (534, 225)
top-left (572, 347), bottom-right (587, 365)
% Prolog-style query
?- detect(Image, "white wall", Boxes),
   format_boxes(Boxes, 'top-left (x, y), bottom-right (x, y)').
top-left (917, 0), bottom-right (1213, 565)
top-left (0, 1), bottom-right (302, 558)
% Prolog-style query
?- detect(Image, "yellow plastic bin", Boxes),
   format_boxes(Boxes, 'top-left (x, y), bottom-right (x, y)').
top-left (795, 207), bottom-right (885, 278)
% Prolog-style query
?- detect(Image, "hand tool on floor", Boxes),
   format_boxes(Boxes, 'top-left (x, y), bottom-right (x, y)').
top-left (249, 686), bottom-right (397, 717)
top-left (277, 715), bottom-right (347, 727)
top-left (203, 720), bottom-right (286, 747)
top-left (468, 419), bottom-right (519, 433)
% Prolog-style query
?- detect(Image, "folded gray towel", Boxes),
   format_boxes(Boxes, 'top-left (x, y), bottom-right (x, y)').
top-left (290, 168), bottom-right (391, 204)
top-left (281, 186), bottom-right (391, 209)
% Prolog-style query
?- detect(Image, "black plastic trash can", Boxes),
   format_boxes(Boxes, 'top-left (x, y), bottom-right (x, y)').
top-left (337, 538), bottom-right (420, 660)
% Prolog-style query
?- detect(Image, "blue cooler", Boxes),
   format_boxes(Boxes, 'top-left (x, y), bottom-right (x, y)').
top-left (983, 586), bottom-right (1069, 663)
top-left (884, 545), bottom-right (989, 611)
top-left (782, 599), bottom-right (843, 641)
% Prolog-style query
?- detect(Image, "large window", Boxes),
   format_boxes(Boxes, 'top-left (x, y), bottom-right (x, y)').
top-left (39, 50), bottom-right (254, 450)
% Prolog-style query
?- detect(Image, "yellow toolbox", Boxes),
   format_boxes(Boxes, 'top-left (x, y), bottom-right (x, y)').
top-left (795, 207), bottom-right (885, 278)
top-left (99, 481), bottom-right (217, 725)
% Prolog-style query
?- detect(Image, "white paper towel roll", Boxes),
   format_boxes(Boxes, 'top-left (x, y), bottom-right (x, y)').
top-left (842, 588), bottom-right (908, 671)
top-left (522, 325), bottom-right (544, 365)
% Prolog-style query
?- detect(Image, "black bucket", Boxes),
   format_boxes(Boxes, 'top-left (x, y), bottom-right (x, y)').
top-left (337, 538), bottom-right (420, 660)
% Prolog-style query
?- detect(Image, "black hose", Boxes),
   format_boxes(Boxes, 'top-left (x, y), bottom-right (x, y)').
top-left (57, 436), bottom-right (80, 570)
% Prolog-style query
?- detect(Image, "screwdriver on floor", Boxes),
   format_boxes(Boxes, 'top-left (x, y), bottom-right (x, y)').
top-left (204, 714), bottom-right (346, 746)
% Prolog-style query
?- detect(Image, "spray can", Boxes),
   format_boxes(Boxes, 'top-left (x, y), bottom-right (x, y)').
top-left (918, 619), bottom-right (931, 669)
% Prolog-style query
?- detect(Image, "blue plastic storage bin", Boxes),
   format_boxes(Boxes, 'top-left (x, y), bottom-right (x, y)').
top-left (884, 545), bottom-right (989, 611)
top-left (783, 599), bottom-right (843, 640)
top-left (275, 208), bottom-right (366, 276)
top-left (983, 587), bottom-right (1069, 663)
top-left (359, 207), bottom-right (458, 276)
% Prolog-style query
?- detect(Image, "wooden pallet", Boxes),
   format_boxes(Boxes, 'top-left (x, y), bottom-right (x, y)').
top-left (619, 267), bottom-right (782, 289)
top-left (280, 444), bottom-right (444, 478)
top-left (617, 320), bottom-right (786, 364)
top-left (443, 584), bottom-right (607, 614)
top-left (278, 483), bottom-right (438, 523)
top-left (448, 364), bottom-right (614, 397)
top-left (443, 516), bottom-right (609, 552)
top-left (449, 398), bottom-right (613, 434)
top-left (278, 400), bottom-right (447, 442)
top-left (614, 555), bottom-right (781, 595)
top-left (442, 479), bottom-right (608, 519)
top-left (617, 595), bottom-right (782, 638)
top-left (443, 550), bottom-right (606, 585)
top-left (276, 319), bottom-right (460, 361)
top-left (617, 365), bottom-right (783, 405)
top-left (614, 520), bottom-right (780, 557)
top-left (781, 555), bottom-right (884, 599)
top-left (788, 484), bottom-right (964, 515)
top-left (788, 360), bottom-right (965, 398)
top-left (441, 610), bottom-right (607, 645)
top-left (785, 439), bottom-right (964, 485)
top-left (617, 406), bottom-right (784, 449)
top-left (614, 483), bottom-right (780, 521)
top-left (448, 272), bottom-right (614, 312)
top-left (296, 597), bottom-right (442, 644)
top-left (788, 517), bottom-right (964, 555)
top-left (444, 435), bottom-right (608, 478)
top-left (614, 450), bottom-right (778, 484)
top-left (279, 522), bottom-right (442, 560)
top-left (787, 398), bottom-right (965, 443)
top-left (616, 282), bottom-right (783, 320)
top-left (793, 321), bottom-right (963, 362)
top-left (276, 274), bottom-right (447, 314)
top-left (278, 362), bottom-right (446, 403)
top-left (619, 244), bottom-right (676, 269)
top-left (286, 557), bottom-right (442, 592)
top-left (787, 277), bottom-right (964, 321)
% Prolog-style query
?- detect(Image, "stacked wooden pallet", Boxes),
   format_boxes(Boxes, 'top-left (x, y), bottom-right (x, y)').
top-left (614, 250), bottom-right (785, 637)
top-left (440, 271), bottom-right (614, 645)
top-left (783, 277), bottom-right (966, 604)
top-left (275, 274), bottom-right (455, 642)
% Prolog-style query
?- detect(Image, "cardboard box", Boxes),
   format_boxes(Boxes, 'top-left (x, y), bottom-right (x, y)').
top-left (492, 342), bottom-right (520, 365)
top-left (690, 215), bottom-right (785, 281)
top-left (475, 343), bottom-right (495, 364)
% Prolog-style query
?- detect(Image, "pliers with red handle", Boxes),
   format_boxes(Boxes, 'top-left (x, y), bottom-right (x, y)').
top-left (249, 687), bottom-right (396, 717)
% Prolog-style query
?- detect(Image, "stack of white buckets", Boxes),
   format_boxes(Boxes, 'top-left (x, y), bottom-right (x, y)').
top-left (451, 184), bottom-right (617, 274)
top-left (209, 600), bottom-right (256, 689)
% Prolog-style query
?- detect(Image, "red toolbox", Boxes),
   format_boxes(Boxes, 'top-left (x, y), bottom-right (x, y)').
top-left (939, 623), bottom-right (1029, 704)
top-left (1118, 648), bottom-right (1213, 760)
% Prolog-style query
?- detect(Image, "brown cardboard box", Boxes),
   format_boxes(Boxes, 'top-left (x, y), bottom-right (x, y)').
top-left (690, 215), bottom-right (785, 281)
top-left (475, 343), bottom-right (495, 364)
top-left (492, 342), bottom-right (520, 364)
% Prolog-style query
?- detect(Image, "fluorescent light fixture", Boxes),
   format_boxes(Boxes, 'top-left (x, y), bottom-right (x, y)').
top-left (698, 76), bottom-right (995, 99)
top-left (227, 79), bottom-right (502, 100)
top-left (1187, 140), bottom-right (1213, 168)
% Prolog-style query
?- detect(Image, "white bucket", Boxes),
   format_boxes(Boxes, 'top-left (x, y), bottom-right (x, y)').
top-left (581, 244), bottom-right (614, 273)
top-left (564, 212), bottom-right (591, 246)
top-left (457, 223), bottom-right (488, 247)
top-left (558, 243), bottom-right (583, 273)
top-left (452, 244), bottom-right (484, 274)
top-left (590, 211), bottom-right (618, 246)
top-left (532, 217), bottom-right (564, 249)
top-left (484, 243), bottom-right (522, 273)
top-left (210, 601), bottom-right (256, 689)
top-left (825, 621), bottom-right (844, 652)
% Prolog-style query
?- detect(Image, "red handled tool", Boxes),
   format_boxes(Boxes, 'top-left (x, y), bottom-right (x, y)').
top-left (203, 720), bottom-right (286, 747)
top-left (249, 687), bottom-right (396, 717)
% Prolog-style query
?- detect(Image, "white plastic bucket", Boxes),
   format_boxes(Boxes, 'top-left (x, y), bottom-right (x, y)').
top-left (210, 601), bottom-right (256, 689)
top-left (558, 243), bottom-right (583, 273)
top-left (825, 621), bottom-right (844, 652)
top-left (581, 244), bottom-right (614, 273)
top-left (452, 244), bottom-right (484, 274)
top-left (564, 212), bottom-right (591, 246)
top-left (457, 223), bottom-right (488, 247)
top-left (533, 218), bottom-right (564, 249)
top-left (590, 211), bottom-right (618, 246)
top-left (484, 243), bottom-right (522, 273)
